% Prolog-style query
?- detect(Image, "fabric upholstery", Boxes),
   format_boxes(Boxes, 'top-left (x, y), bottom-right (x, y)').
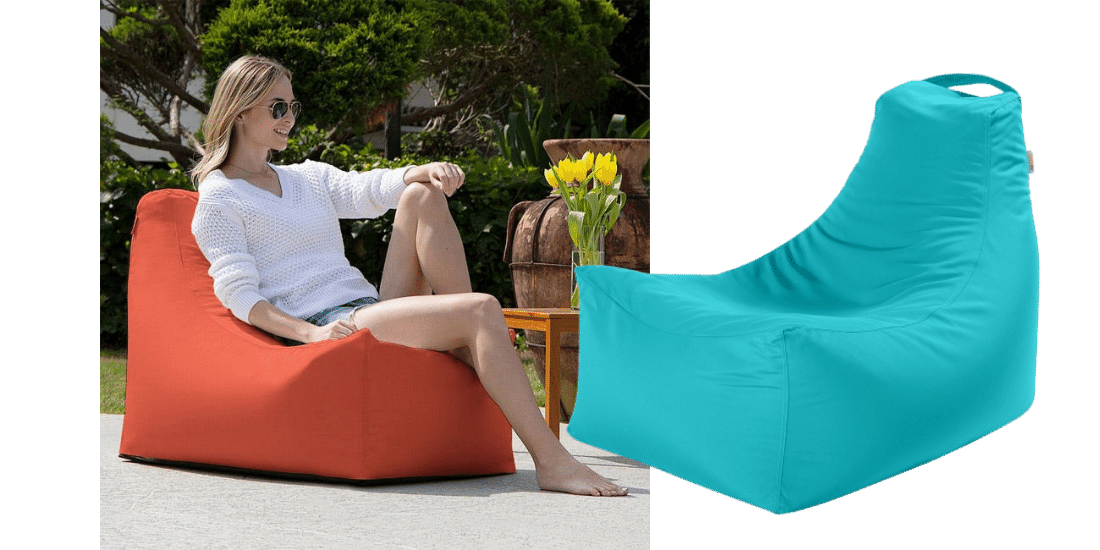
top-left (119, 189), bottom-right (515, 481)
top-left (567, 75), bottom-right (1038, 513)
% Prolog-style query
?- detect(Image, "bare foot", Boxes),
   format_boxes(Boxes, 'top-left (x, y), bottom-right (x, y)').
top-left (535, 455), bottom-right (629, 496)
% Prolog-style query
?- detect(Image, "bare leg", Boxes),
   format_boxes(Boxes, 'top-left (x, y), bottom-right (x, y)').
top-left (353, 294), bottom-right (627, 496)
top-left (365, 186), bottom-right (625, 496)
top-left (379, 183), bottom-right (472, 299)
top-left (379, 183), bottom-right (476, 366)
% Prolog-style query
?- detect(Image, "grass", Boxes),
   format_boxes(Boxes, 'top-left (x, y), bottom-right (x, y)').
top-left (100, 349), bottom-right (128, 414)
top-left (99, 344), bottom-right (545, 414)
top-left (519, 347), bottom-right (546, 408)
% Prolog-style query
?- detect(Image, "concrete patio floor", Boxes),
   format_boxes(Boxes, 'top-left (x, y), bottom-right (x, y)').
top-left (101, 413), bottom-right (649, 549)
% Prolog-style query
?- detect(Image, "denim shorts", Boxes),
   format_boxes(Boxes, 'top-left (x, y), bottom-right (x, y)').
top-left (279, 296), bottom-right (380, 346)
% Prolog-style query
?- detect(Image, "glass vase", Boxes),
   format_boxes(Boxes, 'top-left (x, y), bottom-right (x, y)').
top-left (570, 233), bottom-right (605, 309)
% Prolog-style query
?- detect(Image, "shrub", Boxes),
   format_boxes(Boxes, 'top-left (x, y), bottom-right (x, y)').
top-left (100, 157), bottom-right (191, 349)
top-left (490, 84), bottom-right (651, 191)
top-left (201, 0), bottom-right (426, 134)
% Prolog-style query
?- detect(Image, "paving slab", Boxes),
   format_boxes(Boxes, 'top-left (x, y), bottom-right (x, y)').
top-left (101, 414), bottom-right (649, 549)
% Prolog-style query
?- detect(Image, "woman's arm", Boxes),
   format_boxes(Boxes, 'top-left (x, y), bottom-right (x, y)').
top-left (192, 197), bottom-right (268, 323)
top-left (194, 192), bottom-right (355, 343)
top-left (403, 162), bottom-right (465, 196)
top-left (317, 160), bottom-right (463, 220)
top-left (247, 300), bottom-right (357, 343)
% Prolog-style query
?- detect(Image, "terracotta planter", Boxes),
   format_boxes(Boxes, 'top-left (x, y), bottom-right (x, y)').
top-left (504, 139), bottom-right (650, 421)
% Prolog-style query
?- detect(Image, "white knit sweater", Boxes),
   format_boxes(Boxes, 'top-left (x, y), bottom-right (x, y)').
top-left (191, 160), bottom-right (412, 324)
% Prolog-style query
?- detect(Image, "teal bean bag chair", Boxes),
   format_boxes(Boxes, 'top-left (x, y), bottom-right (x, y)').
top-left (568, 74), bottom-right (1038, 514)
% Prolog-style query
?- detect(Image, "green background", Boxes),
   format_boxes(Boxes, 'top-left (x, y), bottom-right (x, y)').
top-left (4, 1), bottom-right (1095, 545)
top-left (646, 1), bottom-right (1095, 550)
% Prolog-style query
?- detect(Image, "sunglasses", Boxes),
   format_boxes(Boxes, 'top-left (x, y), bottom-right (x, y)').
top-left (269, 100), bottom-right (302, 120)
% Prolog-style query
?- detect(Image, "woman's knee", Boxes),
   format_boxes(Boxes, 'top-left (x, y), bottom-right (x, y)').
top-left (465, 292), bottom-right (503, 323)
top-left (398, 181), bottom-right (448, 214)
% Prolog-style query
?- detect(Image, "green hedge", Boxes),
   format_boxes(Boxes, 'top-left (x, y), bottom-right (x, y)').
top-left (100, 158), bottom-right (192, 349)
top-left (100, 127), bottom-right (548, 348)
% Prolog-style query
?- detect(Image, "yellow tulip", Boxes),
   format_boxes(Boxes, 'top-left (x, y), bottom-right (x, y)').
top-left (581, 151), bottom-right (595, 173)
top-left (594, 152), bottom-right (617, 185)
top-left (555, 160), bottom-right (571, 184)
top-left (544, 168), bottom-right (561, 188)
top-left (558, 158), bottom-right (584, 184)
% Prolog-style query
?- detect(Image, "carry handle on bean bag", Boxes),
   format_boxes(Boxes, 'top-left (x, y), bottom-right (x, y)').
top-left (925, 73), bottom-right (1017, 95)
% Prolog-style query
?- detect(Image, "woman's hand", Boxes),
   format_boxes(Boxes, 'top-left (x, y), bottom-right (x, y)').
top-left (406, 162), bottom-right (465, 196)
top-left (306, 319), bottom-right (359, 343)
top-left (248, 300), bottom-right (359, 344)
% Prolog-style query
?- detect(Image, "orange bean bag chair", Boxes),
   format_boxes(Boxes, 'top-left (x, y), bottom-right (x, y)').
top-left (119, 188), bottom-right (516, 482)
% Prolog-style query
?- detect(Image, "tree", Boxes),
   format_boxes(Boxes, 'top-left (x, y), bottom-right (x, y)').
top-left (101, 0), bottom-right (631, 159)
top-left (603, 0), bottom-right (649, 131)
top-left (100, 0), bottom-right (216, 165)
top-left (200, 0), bottom-right (427, 143)
top-left (405, 0), bottom-right (627, 130)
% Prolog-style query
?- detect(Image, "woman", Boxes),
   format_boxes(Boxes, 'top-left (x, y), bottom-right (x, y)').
top-left (190, 55), bottom-right (627, 497)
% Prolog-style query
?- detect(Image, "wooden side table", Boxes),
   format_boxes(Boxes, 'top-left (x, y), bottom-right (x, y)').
top-left (501, 308), bottom-right (579, 438)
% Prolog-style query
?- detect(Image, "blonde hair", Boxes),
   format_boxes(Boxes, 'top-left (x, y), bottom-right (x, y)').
top-left (190, 55), bottom-right (293, 188)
